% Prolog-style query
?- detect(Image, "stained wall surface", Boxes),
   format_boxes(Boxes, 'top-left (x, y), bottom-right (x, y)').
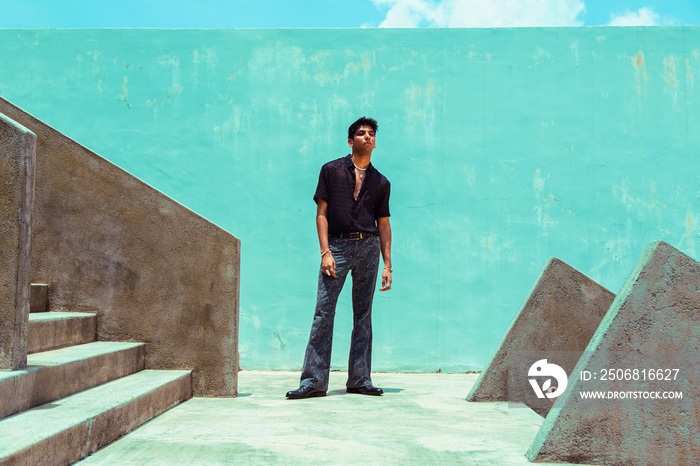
top-left (0, 28), bottom-right (697, 372)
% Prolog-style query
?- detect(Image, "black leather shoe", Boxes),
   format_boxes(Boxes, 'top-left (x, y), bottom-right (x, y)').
top-left (286, 385), bottom-right (327, 399)
top-left (347, 384), bottom-right (383, 396)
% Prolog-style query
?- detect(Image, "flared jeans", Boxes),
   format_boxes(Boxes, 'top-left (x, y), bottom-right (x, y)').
top-left (300, 235), bottom-right (381, 391)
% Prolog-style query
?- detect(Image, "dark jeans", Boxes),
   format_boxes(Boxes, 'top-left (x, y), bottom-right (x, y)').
top-left (300, 236), bottom-right (381, 391)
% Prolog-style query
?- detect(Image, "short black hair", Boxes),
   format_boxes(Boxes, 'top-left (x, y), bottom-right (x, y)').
top-left (348, 117), bottom-right (378, 140)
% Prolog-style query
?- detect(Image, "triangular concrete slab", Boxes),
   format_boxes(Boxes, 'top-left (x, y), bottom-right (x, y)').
top-left (527, 241), bottom-right (700, 465)
top-left (467, 258), bottom-right (615, 417)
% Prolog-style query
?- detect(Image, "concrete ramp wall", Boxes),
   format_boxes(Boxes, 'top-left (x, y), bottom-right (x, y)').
top-left (467, 257), bottom-right (615, 417)
top-left (527, 241), bottom-right (700, 464)
top-left (0, 113), bottom-right (35, 370)
top-left (0, 97), bottom-right (240, 396)
top-left (474, 241), bottom-right (699, 463)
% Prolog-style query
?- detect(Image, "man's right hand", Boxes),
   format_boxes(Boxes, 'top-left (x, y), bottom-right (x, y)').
top-left (322, 252), bottom-right (336, 278)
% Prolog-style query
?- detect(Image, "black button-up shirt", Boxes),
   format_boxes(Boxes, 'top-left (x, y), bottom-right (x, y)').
top-left (313, 154), bottom-right (391, 235)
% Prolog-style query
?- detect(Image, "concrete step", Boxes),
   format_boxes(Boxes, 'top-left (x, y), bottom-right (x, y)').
top-left (0, 341), bottom-right (145, 420)
top-left (0, 369), bottom-right (192, 465)
top-left (28, 312), bottom-right (97, 354)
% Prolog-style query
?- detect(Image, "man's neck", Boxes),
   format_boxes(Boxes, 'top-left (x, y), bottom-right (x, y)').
top-left (351, 151), bottom-right (372, 169)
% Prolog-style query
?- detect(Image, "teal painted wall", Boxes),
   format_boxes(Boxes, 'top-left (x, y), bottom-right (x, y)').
top-left (0, 28), bottom-right (697, 372)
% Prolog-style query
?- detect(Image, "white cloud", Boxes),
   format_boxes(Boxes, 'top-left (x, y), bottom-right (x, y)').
top-left (372, 0), bottom-right (442, 27)
top-left (608, 7), bottom-right (661, 26)
top-left (371, 0), bottom-right (585, 28)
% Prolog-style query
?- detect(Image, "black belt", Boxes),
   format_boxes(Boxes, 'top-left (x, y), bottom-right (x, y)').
top-left (331, 232), bottom-right (377, 240)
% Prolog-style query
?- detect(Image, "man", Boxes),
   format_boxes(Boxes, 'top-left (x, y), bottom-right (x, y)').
top-left (286, 117), bottom-right (392, 399)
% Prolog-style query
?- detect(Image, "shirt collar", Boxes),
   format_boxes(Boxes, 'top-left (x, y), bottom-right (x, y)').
top-left (345, 154), bottom-right (373, 174)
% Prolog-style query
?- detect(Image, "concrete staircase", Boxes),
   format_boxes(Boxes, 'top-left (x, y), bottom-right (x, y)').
top-left (0, 285), bottom-right (193, 465)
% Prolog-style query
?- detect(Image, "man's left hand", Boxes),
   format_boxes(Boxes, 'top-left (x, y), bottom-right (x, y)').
top-left (380, 268), bottom-right (392, 291)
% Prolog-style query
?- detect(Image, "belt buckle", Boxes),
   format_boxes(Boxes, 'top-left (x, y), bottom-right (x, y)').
top-left (350, 232), bottom-right (361, 240)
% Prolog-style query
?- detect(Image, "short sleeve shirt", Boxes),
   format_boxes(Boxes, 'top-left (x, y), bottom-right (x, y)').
top-left (313, 154), bottom-right (391, 235)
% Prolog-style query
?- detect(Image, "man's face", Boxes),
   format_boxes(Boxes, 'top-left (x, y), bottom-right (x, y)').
top-left (348, 125), bottom-right (376, 153)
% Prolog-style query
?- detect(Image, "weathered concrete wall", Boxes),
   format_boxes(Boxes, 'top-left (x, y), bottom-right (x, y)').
top-left (0, 98), bottom-right (240, 396)
top-left (0, 28), bottom-right (697, 373)
top-left (0, 113), bottom-right (35, 370)
top-left (467, 258), bottom-right (615, 417)
top-left (527, 241), bottom-right (700, 465)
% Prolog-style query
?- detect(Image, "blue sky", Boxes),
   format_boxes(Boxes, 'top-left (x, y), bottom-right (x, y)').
top-left (1, 0), bottom-right (699, 28)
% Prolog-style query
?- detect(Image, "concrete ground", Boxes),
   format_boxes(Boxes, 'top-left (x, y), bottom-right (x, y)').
top-left (78, 371), bottom-right (584, 465)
